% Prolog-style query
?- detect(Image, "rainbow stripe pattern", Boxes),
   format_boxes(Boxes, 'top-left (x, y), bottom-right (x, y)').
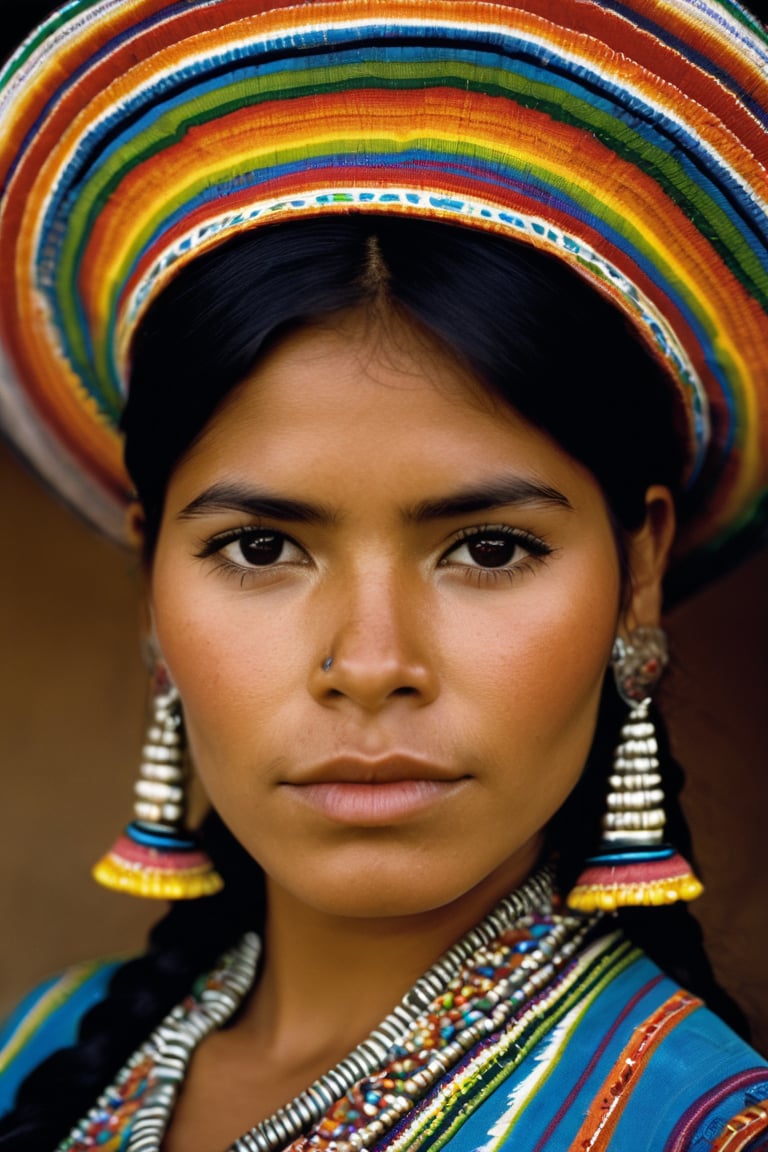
top-left (0, 0), bottom-right (766, 588)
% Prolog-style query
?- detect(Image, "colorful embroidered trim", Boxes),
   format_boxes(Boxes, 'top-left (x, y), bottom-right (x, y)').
top-left (665, 1070), bottom-right (768, 1152)
top-left (378, 934), bottom-right (643, 1152)
top-left (710, 1099), bottom-right (768, 1151)
top-left (571, 988), bottom-right (701, 1150)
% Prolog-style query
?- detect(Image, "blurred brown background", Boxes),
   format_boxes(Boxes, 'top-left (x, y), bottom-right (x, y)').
top-left (0, 436), bottom-right (766, 1051)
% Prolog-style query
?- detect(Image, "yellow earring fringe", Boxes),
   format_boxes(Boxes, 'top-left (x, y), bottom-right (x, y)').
top-left (566, 847), bottom-right (703, 913)
top-left (92, 824), bottom-right (224, 900)
top-left (567, 872), bottom-right (703, 913)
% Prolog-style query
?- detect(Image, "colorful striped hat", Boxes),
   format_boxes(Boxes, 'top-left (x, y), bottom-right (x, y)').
top-left (0, 0), bottom-right (766, 592)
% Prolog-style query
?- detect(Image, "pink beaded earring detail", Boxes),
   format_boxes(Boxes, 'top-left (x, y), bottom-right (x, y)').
top-left (567, 626), bottom-right (703, 912)
top-left (93, 664), bottom-right (223, 899)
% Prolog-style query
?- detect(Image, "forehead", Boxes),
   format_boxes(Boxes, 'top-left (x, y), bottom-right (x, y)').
top-left (171, 307), bottom-right (605, 517)
top-left (207, 306), bottom-right (504, 428)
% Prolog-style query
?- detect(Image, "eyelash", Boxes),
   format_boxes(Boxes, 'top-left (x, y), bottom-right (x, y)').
top-left (440, 524), bottom-right (553, 583)
top-left (195, 525), bottom-right (309, 583)
top-left (195, 523), bottom-right (553, 585)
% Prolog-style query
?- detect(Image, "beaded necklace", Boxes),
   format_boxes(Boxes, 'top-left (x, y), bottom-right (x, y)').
top-left (60, 866), bottom-right (599, 1152)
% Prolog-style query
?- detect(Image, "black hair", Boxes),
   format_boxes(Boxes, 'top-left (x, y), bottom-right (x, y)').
top-left (123, 215), bottom-right (687, 555)
top-left (0, 215), bottom-right (747, 1149)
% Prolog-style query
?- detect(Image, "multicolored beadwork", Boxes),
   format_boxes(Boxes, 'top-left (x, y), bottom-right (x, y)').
top-left (58, 934), bottom-right (261, 1152)
top-left (50, 870), bottom-right (764, 1152)
top-left (59, 867), bottom-right (599, 1152)
top-left (285, 917), bottom-right (588, 1152)
top-left (17, 875), bottom-right (764, 1151)
top-left (92, 666), bottom-right (223, 899)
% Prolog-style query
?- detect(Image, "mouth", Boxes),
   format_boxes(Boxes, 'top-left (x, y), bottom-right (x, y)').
top-left (282, 755), bottom-right (469, 825)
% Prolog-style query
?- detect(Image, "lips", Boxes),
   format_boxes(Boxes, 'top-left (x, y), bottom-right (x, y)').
top-left (288, 753), bottom-right (460, 786)
top-left (281, 755), bottom-right (468, 825)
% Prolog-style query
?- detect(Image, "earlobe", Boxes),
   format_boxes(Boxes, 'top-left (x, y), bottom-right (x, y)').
top-left (623, 485), bottom-right (676, 631)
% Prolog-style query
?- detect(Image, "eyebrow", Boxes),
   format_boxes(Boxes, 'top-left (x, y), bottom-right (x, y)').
top-left (177, 483), bottom-right (337, 524)
top-left (177, 475), bottom-right (572, 524)
top-left (407, 477), bottom-right (573, 521)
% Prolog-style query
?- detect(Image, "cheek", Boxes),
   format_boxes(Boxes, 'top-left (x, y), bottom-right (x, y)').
top-left (455, 559), bottom-right (617, 691)
top-left (446, 553), bottom-right (619, 784)
top-left (150, 565), bottom-right (309, 782)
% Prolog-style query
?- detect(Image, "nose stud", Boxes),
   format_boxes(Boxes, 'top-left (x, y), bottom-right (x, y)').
top-left (322, 656), bottom-right (334, 672)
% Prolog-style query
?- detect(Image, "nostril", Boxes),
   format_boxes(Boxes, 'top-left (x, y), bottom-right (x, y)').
top-left (313, 646), bottom-right (436, 709)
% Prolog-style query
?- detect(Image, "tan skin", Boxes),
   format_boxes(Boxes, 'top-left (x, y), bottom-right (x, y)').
top-left (148, 306), bottom-right (675, 1151)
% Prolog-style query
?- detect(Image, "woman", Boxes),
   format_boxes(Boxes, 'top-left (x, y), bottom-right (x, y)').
top-left (0, 1), bottom-right (766, 1149)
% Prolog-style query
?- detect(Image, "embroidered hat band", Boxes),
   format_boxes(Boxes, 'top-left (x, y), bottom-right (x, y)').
top-left (0, 0), bottom-right (766, 589)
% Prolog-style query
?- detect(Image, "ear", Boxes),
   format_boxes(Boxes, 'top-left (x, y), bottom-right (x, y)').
top-left (126, 499), bottom-right (146, 551)
top-left (127, 500), bottom-right (159, 659)
top-left (622, 485), bottom-right (676, 631)
top-left (138, 599), bottom-right (163, 670)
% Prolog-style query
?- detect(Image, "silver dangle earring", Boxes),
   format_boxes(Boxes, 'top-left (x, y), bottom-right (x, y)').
top-left (567, 626), bottom-right (703, 912)
top-left (92, 663), bottom-right (223, 899)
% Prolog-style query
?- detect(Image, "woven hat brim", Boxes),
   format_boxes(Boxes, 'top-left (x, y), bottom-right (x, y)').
top-left (0, 0), bottom-right (766, 596)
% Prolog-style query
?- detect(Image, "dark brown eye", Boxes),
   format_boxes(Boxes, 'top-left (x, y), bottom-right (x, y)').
top-left (200, 527), bottom-right (307, 572)
top-left (443, 527), bottom-right (551, 573)
top-left (465, 533), bottom-right (519, 568)
top-left (237, 532), bottom-right (286, 566)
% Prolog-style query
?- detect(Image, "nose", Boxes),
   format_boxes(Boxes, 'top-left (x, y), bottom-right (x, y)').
top-left (311, 565), bottom-right (438, 712)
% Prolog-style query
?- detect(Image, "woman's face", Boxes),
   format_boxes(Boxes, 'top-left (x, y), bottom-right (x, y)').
top-left (151, 307), bottom-right (666, 919)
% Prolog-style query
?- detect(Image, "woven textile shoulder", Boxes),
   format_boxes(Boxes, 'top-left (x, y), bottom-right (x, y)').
top-left (0, 959), bottom-right (122, 1118)
top-left (47, 914), bottom-right (768, 1152)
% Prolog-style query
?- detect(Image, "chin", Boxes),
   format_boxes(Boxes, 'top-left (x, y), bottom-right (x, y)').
top-left (259, 839), bottom-right (539, 922)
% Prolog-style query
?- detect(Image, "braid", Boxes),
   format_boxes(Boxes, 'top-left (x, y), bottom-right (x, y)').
top-left (550, 678), bottom-right (750, 1040)
top-left (0, 813), bottom-right (265, 1150)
